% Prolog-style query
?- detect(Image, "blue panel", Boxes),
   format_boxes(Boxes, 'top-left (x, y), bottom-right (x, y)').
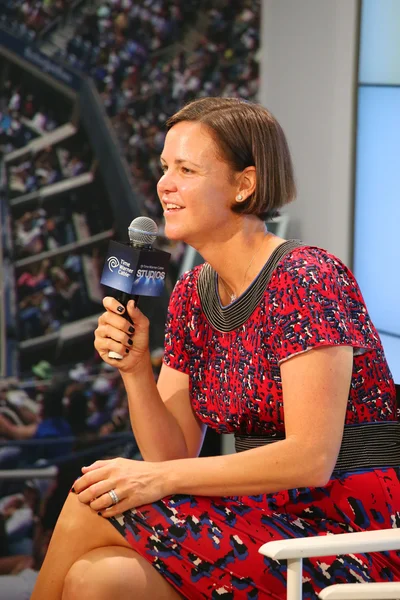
top-left (378, 333), bottom-right (400, 382)
top-left (359, 0), bottom-right (400, 84)
top-left (354, 86), bottom-right (400, 335)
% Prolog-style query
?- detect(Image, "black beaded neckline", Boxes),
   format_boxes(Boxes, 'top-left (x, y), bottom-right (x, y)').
top-left (197, 240), bottom-right (304, 332)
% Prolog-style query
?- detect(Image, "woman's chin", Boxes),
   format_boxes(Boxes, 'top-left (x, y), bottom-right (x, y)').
top-left (163, 223), bottom-right (187, 243)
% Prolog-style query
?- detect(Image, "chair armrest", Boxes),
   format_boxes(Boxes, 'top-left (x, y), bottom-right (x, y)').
top-left (319, 581), bottom-right (400, 599)
top-left (259, 528), bottom-right (400, 560)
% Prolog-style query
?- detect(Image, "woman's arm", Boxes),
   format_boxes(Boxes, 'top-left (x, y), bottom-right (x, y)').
top-left (121, 362), bottom-right (206, 461)
top-left (94, 297), bottom-right (206, 462)
top-left (163, 345), bottom-right (353, 495)
top-left (0, 415), bottom-right (38, 440)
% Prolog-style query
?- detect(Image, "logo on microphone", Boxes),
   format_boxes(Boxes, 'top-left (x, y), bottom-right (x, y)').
top-left (107, 256), bottom-right (120, 272)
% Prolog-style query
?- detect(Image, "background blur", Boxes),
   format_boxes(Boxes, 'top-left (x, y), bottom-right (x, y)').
top-left (0, 0), bottom-right (398, 596)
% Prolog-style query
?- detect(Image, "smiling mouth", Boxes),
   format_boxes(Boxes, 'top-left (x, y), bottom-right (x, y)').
top-left (164, 203), bottom-right (183, 211)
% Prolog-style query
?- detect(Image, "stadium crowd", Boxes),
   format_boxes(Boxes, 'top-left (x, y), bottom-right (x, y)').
top-left (8, 144), bottom-right (89, 198)
top-left (12, 191), bottom-right (111, 260)
top-left (0, 84), bottom-right (61, 153)
top-left (0, 350), bottom-right (163, 597)
top-left (15, 250), bottom-right (104, 340)
top-left (0, 0), bottom-right (73, 41)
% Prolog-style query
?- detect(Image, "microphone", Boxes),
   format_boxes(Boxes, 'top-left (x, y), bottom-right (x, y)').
top-left (100, 216), bottom-right (171, 360)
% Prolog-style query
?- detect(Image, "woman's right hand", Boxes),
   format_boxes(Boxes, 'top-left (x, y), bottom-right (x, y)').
top-left (94, 297), bottom-right (150, 373)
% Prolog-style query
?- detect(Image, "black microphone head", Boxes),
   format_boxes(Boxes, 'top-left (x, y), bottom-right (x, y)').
top-left (128, 216), bottom-right (158, 248)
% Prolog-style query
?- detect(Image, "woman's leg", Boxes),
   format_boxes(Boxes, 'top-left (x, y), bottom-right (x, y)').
top-left (62, 546), bottom-right (183, 600)
top-left (31, 492), bottom-right (181, 600)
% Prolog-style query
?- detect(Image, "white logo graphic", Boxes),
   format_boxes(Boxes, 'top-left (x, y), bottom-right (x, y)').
top-left (107, 256), bottom-right (120, 272)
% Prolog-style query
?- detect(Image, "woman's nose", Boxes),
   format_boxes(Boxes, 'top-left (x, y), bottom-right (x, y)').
top-left (157, 170), bottom-right (177, 194)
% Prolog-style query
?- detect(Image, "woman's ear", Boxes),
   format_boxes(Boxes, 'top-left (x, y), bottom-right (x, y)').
top-left (236, 166), bottom-right (257, 202)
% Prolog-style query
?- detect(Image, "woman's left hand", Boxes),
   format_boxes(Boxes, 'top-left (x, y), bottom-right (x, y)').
top-left (73, 457), bottom-right (170, 518)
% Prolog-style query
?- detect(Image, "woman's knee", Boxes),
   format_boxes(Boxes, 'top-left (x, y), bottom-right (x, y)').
top-left (62, 546), bottom-right (182, 600)
top-left (62, 558), bottom-right (89, 599)
top-left (62, 546), bottom-right (145, 600)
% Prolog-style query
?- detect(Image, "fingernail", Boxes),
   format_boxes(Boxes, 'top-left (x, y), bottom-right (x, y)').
top-left (128, 338), bottom-right (133, 346)
top-left (125, 348), bottom-right (129, 354)
top-left (128, 325), bottom-right (134, 334)
top-left (117, 306), bottom-right (124, 313)
top-left (71, 487), bottom-right (76, 493)
top-left (97, 512), bottom-right (102, 517)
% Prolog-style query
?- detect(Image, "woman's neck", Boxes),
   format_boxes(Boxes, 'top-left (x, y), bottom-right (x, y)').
top-left (193, 221), bottom-right (285, 304)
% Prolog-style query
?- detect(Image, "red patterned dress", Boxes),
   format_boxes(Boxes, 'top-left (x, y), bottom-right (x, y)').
top-left (110, 243), bottom-right (400, 599)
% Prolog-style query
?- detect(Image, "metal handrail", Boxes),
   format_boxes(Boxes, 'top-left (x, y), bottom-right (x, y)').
top-left (0, 431), bottom-right (134, 447)
top-left (0, 433), bottom-right (138, 480)
top-left (0, 465), bottom-right (58, 480)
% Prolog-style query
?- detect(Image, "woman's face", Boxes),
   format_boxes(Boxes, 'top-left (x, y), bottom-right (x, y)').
top-left (157, 121), bottom-right (239, 246)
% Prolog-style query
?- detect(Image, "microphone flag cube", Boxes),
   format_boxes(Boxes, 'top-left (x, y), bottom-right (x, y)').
top-left (101, 240), bottom-right (171, 297)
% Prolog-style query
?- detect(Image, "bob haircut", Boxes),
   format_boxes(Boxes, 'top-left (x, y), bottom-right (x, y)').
top-left (166, 97), bottom-right (296, 220)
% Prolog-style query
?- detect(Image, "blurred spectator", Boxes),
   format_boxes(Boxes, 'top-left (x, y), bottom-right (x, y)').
top-left (63, 154), bottom-right (85, 177)
top-left (23, 94), bottom-right (35, 119)
top-left (86, 377), bottom-right (113, 433)
top-left (8, 88), bottom-right (21, 112)
top-left (2, 388), bottom-right (40, 426)
top-left (11, 360), bottom-right (55, 412)
top-left (31, 109), bottom-right (47, 131)
top-left (31, 361), bottom-right (53, 382)
top-left (64, 387), bottom-right (90, 438)
top-left (0, 385), bottom-right (73, 463)
top-left (14, 211), bottom-right (46, 257)
top-left (0, 481), bottom-right (40, 556)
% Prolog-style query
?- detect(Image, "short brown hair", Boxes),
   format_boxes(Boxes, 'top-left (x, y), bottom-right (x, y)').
top-left (166, 97), bottom-right (296, 220)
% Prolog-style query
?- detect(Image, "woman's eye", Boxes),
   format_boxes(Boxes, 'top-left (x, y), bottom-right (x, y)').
top-left (181, 167), bottom-right (192, 174)
top-left (160, 165), bottom-right (167, 173)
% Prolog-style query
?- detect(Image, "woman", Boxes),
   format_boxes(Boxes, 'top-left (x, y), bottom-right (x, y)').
top-left (31, 97), bottom-right (400, 600)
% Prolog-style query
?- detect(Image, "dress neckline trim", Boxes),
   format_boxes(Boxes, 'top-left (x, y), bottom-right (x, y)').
top-left (197, 240), bottom-right (304, 332)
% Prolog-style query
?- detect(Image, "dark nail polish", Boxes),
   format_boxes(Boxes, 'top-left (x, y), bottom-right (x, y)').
top-left (125, 348), bottom-right (129, 354)
top-left (117, 306), bottom-right (124, 313)
top-left (97, 512), bottom-right (102, 517)
top-left (128, 325), bottom-right (135, 334)
top-left (71, 487), bottom-right (76, 493)
top-left (128, 338), bottom-right (133, 346)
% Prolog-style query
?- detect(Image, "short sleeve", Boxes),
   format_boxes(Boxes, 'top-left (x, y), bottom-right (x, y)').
top-left (269, 248), bottom-right (381, 364)
top-left (163, 271), bottom-right (193, 373)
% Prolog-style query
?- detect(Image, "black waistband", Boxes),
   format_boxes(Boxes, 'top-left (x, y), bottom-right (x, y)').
top-left (234, 421), bottom-right (400, 472)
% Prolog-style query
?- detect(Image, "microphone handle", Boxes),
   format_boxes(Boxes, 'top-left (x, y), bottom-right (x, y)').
top-left (108, 292), bottom-right (139, 360)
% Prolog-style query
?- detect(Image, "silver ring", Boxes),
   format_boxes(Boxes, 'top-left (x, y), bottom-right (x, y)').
top-left (108, 489), bottom-right (119, 505)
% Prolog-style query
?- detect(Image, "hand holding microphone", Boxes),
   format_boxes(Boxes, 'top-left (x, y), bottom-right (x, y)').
top-left (96, 216), bottom-right (170, 362)
top-left (94, 296), bottom-right (151, 372)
